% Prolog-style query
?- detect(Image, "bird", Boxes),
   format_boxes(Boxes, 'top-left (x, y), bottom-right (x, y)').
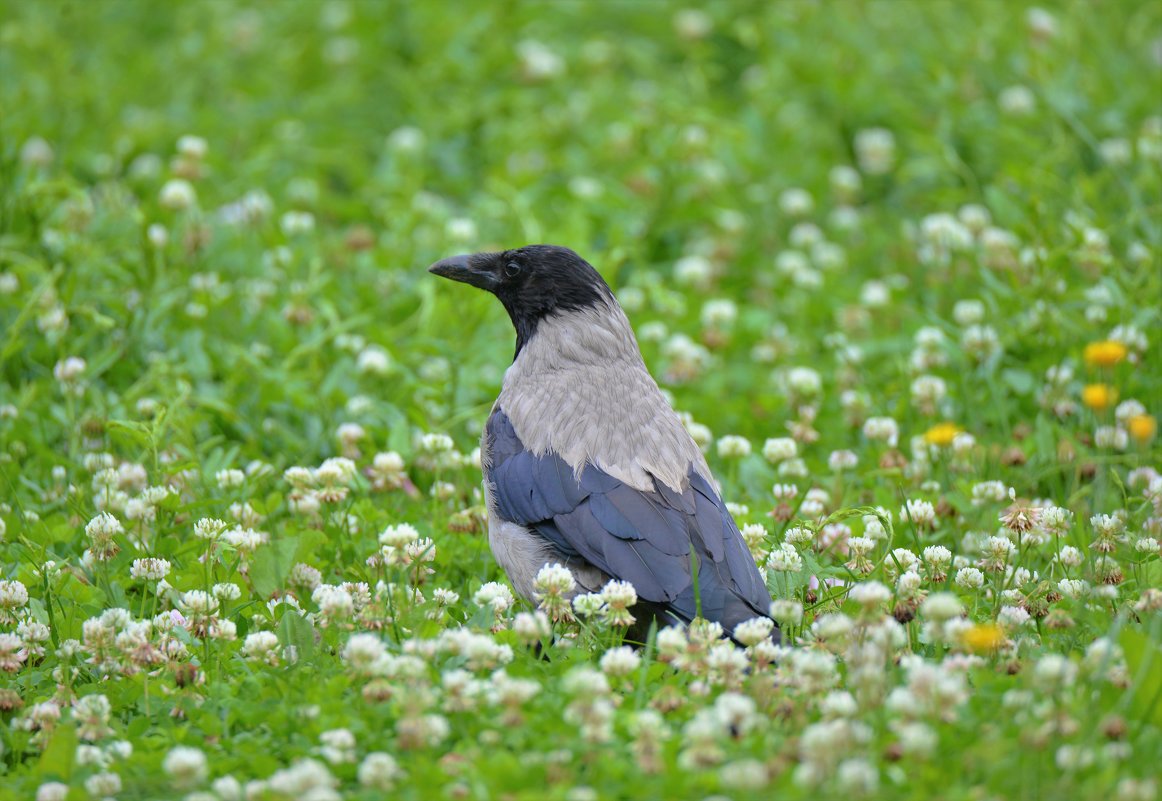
top-left (430, 244), bottom-right (774, 641)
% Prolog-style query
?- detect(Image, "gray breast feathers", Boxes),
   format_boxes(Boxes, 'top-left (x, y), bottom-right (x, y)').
top-left (496, 303), bottom-right (709, 494)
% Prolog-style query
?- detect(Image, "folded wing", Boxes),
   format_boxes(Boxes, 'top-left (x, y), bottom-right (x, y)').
top-left (486, 409), bottom-right (771, 630)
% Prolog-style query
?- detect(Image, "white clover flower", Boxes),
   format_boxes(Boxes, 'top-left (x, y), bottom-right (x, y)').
top-left (601, 580), bottom-right (638, 615)
top-left (849, 581), bottom-right (890, 608)
top-left (700, 298), bottom-right (737, 331)
top-left (84, 772), bottom-right (122, 797)
top-left (740, 522), bottom-right (768, 555)
top-left (280, 210), bottom-right (315, 235)
top-left (163, 746), bottom-right (208, 789)
top-left (837, 758), bottom-right (879, 794)
top-left (766, 543), bottom-right (803, 573)
top-left (920, 592), bottom-right (962, 621)
top-left (954, 566), bottom-right (985, 589)
top-left (828, 450), bottom-right (858, 471)
top-left (474, 582), bottom-right (515, 613)
top-left (860, 280), bottom-right (890, 307)
top-left (129, 558), bottom-right (170, 582)
top-left (600, 645), bottom-right (642, 677)
top-left (562, 666), bottom-right (611, 697)
top-left (1115, 399), bottom-right (1148, 425)
top-left (819, 691), bottom-right (859, 719)
top-left (53, 356), bottom-right (86, 384)
top-left (784, 527), bottom-right (814, 546)
top-left (0, 631), bottom-right (26, 672)
top-left (318, 728), bottom-right (356, 764)
top-left (958, 203), bottom-right (992, 233)
top-left (897, 571), bottom-right (922, 597)
top-left (342, 633), bottom-right (387, 674)
top-left (1036, 505), bottom-right (1071, 536)
top-left (177, 134), bottom-right (208, 159)
top-left (0, 578), bottom-right (29, 619)
top-left (1094, 426), bottom-right (1128, 450)
top-left (829, 165), bottom-right (862, 201)
top-left (854, 127), bottom-right (896, 174)
top-left (20, 136), bottom-right (54, 167)
top-left (813, 613), bottom-right (854, 645)
top-left (316, 457), bottom-right (356, 485)
top-left (35, 783), bottom-right (69, 801)
top-left (674, 255), bottom-right (713, 287)
top-left (674, 8), bottom-right (713, 40)
top-left (733, 616), bottom-right (775, 647)
top-left (792, 222), bottom-right (824, 249)
top-left (386, 124), bottom-right (425, 153)
top-left (1098, 138), bottom-right (1132, 166)
top-left (1034, 654), bottom-right (1078, 690)
top-left (900, 499), bottom-right (936, 528)
top-left (911, 375), bottom-right (947, 413)
top-left (719, 758), bottom-right (768, 790)
top-left (418, 432), bottom-right (455, 454)
top-left (533, 562), bottom-right (575, 596)
top-left (1056, 545), bottom-right (1083, 567)
top-left (785, 366), bottom-right (822, 397)
top-left (778, 458), bottom-right (809, 479)
top-left (85, 512), bottom-right (123, 559)
top-left (512, 611), bottom-right (551, 643)
top-left (516, 39), bottom-right (564, 80)
top-left (848, 536), bottom-right (875, 557)
top-left (267, 758), bottom-right (338, 796)
top-left (764, 486), bottom-right (796, 507)
top-left (312, 585), bottom-right (354, 622)
top-left (379, 523), bottom-right (421, 548)
top-left (357, 345), bottom-right (392, 375)
top-left (998, 84), bottom-right (1036, 115)
top-left (358, 752), bottom-right (402, 790)
top-left (862, 416), bottom-right (899, 447)
top-left (762, 437), bottom-right (798, 463)
top-left (572, 592), bottom-right (605, 618)
top-left (862, 510), bottom-right (891, 540)
top-left (998, 605), bottom-right (1031, 628)
top-left (716, 435), bottom-right (751, 459)
top-left (216, 468), bottom-right (245, 489)
top-left (779, 187), bottom-right (815, 217)
top-left (159, 179), bottom-right (196, 210)
top-left (971, 481), bottom-right (1010, 505)
top-left (685, 420), bottom-right (713, 452)
top-left (242, 631), bottom-right (281, 664)
top-left (336, 422), bottom-right (364, 445)
top-left (922, 545), bottom-right (952, 568)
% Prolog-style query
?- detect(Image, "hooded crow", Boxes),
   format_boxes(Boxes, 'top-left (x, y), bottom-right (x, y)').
top-left (430, 244), bottom-right (774, 640)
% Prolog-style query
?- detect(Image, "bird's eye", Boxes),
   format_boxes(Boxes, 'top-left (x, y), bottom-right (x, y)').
top-left (504, 261), bottom-right (521, 278)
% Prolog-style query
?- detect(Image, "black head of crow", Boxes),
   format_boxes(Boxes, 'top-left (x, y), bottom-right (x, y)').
top-left (431, 244), bottom-right (776, 643)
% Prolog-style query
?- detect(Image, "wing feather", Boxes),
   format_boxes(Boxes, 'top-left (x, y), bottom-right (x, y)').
top-left (486, 408), bottom-right (771, 629)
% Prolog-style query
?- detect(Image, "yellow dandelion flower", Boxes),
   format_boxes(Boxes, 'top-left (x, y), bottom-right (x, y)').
top-left (1128, 414), bottom-right (1157, 443)
top-left (1083, 340), bottom-right (1128, 368)
top-left (960, 622), bottom-right (1005, 654)
top-left (924, 422), bottom-right (962, 447)
top-left (1082, 383), bottom-right (1117, 412)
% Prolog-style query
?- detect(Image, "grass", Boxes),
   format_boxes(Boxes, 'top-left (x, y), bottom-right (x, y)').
top-left (0, 1), bottom-right (1160, 800)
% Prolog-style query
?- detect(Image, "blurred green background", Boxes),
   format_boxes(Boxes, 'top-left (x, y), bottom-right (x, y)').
top-left (1, 0), bottom-right (1159, 464)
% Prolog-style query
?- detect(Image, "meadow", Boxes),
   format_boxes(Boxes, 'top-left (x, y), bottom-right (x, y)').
top-left (0, 2), bottom-right (1160, 799)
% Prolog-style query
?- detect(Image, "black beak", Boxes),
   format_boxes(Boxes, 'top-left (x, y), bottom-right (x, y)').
top-left (428, 253), bottom-right (498, 292)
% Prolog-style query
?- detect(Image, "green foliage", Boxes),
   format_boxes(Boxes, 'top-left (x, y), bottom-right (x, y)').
top-left (0, 1), bottom-right (1160, 800)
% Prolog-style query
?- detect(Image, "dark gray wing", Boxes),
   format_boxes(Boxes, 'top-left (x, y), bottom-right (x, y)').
top-left (486, 408), bottom-right (771, 631)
